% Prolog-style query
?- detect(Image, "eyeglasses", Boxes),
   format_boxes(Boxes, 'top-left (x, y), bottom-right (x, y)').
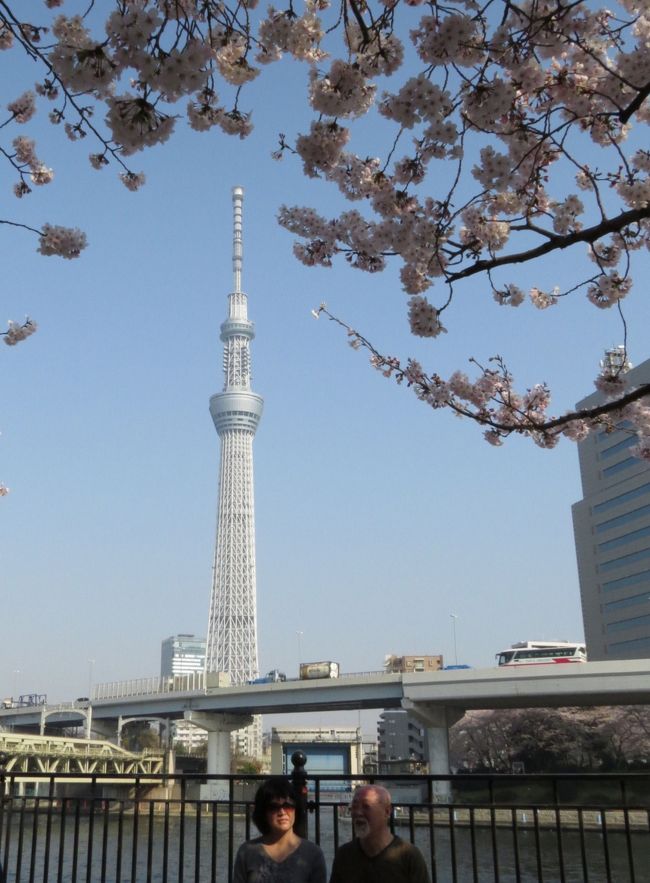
top-left (267, 801), bottom-right (296, 813)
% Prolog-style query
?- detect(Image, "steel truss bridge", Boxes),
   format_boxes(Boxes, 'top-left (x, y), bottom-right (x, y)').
top-left (0, 732), bottom-right (164, 776)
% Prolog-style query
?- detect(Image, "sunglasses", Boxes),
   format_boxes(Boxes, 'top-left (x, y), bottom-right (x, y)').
top-left (268, 801), bottom-right (296, 813)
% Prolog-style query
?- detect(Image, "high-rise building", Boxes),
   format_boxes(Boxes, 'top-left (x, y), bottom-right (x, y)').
top-left (161, 634), bottom-right (206, 678)
top-left (160, 634), bottom-right (207, 752)
top-left (377, 710), bottom-right (428, 771)
top-left (572, 352), bottom-right (650, 660)
top-left (205, 187), bottom-right (263, 756)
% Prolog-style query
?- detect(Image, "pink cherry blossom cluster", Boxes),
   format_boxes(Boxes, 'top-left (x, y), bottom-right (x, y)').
top-left (37, 224), bottom-right (87, 259)
top-left (257, 6), bottom-right (325, 64)
top-left (315, 305), bottom-right (650, 449)
top-left (10, 136), bottom-right (54, 196)
top-left (3, 318), bottom-right (37, 346)
top-left (1, 0), bottom-right (649, 452)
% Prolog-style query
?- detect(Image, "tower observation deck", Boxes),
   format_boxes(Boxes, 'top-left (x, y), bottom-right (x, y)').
top-left (205, 187), bottom-right (263, 736)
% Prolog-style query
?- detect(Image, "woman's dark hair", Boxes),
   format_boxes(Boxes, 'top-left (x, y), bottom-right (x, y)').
top-left (251, 777), bottom-right (302, 835)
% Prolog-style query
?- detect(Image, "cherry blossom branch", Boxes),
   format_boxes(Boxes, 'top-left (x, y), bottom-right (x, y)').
top-left (312, 305), bottom-right (650, 448)
top-left (445, 208), bottom-right (650, 284)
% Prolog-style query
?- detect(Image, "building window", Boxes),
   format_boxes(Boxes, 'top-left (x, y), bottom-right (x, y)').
top-left (595, 504), bottom-right (650, 534)
top-left (602, 457), bottom-right (638, 478)
top-left (606, 613), bottom-right (650, 634)
top-left (609, 635), bottom-right (650, 652)
top-left (604, 592), bottom-right (650, 612)
top-left (593, 482), bottom-right (650, 515)
top-left (599, 435), bottom-right (640, 460)
top-left (597, 421), bottom-right (633, 441)
top-left (599, 547), bottom-right (650, 574)
top-left (597, 525), bottom-right (650, 553)
top-left (602, 568), bottom-right (650, 593)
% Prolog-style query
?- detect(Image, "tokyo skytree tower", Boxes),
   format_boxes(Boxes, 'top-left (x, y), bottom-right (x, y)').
top-left (206, 187), bottom-right (263, 699)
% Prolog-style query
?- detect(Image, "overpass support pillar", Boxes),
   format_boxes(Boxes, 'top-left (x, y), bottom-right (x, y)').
top-left (402, 701), bottom-right (464, 803)
top-left (85, 706), bottom-right (92, 740)
top-left (92, 718), bottom-right (119, 741)
top-left (184, 711), bottom-right (253, 801)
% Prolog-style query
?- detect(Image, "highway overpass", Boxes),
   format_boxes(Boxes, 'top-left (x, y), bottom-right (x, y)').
top-left (2, 660), bottom-right (649, 798)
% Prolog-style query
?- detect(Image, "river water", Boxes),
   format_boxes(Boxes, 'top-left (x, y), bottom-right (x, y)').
top-left (2, 805), bottom-right (648, 882)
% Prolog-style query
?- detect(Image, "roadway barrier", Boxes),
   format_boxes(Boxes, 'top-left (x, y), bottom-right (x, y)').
top-left (0, 761), bottom-right (648, 882)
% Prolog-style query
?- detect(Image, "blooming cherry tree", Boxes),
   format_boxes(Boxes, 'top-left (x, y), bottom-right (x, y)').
top-left (1, 0), bottom-right (649, 458)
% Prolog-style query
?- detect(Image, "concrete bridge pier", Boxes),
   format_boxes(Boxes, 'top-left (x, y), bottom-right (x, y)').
top-left (402, 700), bottom-right (464, 802)
top-left (90, 717), bottom-right (119, 741)
top-left (184, 711), bottom-right (252, 801)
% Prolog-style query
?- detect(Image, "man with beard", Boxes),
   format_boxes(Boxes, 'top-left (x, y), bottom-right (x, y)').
top-left (329, 784), bottom-right (431, 883)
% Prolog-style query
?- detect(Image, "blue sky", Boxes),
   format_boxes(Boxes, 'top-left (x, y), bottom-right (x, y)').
top-left (2, 6), bottom-right (649, 735)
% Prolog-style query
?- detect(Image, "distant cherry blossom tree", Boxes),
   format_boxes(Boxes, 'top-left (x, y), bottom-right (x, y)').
top-left (1, 0), bottom-right (649, 457)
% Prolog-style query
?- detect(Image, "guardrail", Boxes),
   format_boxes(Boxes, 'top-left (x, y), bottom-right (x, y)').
top-left (93, 672), bottom-right (206, 700)
top-left (1, 764), bottom-right (648, 883)
top-left (91, 671), bottom-right (391, 701)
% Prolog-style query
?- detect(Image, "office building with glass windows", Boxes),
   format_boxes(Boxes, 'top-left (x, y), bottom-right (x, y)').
top-left (572, 355), bottom-right (650, 660)
top-left (160, 634), bottom-right (208, 751)
top-left (160, 634), bottom-right (206, 677)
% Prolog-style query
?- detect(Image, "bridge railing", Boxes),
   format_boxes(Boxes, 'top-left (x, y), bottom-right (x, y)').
top-left (93, 671), bottom-right (206, 700)
top-left (91, 670), bottom-right (394, 701)
top-left (0, 766), bottom-right (648, 883)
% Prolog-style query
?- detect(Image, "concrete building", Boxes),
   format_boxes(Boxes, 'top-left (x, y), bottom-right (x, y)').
top-left (572, 352), bottom-right (650, 660)
top-left (384, 654), bottom-right (443, 673)
top-left (377, 710), bottom-right (429, 771)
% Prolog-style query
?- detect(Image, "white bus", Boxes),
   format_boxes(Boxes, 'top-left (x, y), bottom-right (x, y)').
top-left (496, 641), bottom-right (587, 667)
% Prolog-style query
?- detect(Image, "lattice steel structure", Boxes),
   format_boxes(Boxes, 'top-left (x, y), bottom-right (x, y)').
top-left (205, 188), bottom-right (263, 752)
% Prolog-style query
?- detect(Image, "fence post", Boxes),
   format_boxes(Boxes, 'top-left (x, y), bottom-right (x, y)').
top-left (0, 750), bottom-right (7, 883)
top-left (291, 751), bottom-right (308, 838)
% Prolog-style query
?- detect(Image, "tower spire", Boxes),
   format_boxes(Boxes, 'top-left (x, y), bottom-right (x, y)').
top-left (205, 186), bottom-right (263, 757)
top-left (232, 185), bottom-right (243, 295)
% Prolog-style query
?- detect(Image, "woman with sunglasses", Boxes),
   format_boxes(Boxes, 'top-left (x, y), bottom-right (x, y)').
top-left (233, 777), bottom-right (326, 882)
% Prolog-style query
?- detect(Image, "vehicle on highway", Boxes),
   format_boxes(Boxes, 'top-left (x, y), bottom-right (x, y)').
top-left (247, 669), bottom-right (287, 685)
top-left (299, 661), bottom-right (340, 680)
top-left (496, 641), bottom-right (587, 666)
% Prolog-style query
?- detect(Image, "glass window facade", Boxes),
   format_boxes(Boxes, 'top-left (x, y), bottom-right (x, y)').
top-left (609, 635), bottom-right (650, 653)
top-left (599, 547), bottom-right (650, 573)
top-left (600, 435), bottom-right (639, 460)
top-left (602, 569), bottom-right (650, 593)
top-left (597, 525), bottom-right (650, 553)
top-left (603, 457), bottom-right (638, 478)
top-left (595, 503), bottom-right (650, 534)
top-left (593, 482), bottom-right (650, 515)
top-left (606, 613), bottom-right (650, 634)
top-left (604, 591), bottom-right (650, 612)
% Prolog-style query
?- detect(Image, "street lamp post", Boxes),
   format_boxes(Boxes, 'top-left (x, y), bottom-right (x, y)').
top-left (450, 614), bottom-right (459, 666)
top-left (88, 659), bottom-right (95, 700)
top-left (296, 631), bottom-right (303, 674)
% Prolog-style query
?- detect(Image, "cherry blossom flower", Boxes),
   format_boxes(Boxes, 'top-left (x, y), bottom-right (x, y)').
top-left (7, 91), bottom-right (36, 123)
top-left (120, 170), bottom-right (146, 191)
top-left (0, 0), bottom-right (648, 451)
top-left (3, 318), bottom-right (37, 346)
top-left (37, 224), bottom-right (87, 259)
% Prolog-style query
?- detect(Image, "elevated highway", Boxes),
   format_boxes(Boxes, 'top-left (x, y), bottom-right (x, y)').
top-left (2, 660), bottom-right (649, 730)
top-left (2, 660), bottom-right (649, 798)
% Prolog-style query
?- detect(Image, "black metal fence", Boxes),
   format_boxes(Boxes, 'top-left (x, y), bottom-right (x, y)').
top-left (1, 768), bottom-right (649, 882)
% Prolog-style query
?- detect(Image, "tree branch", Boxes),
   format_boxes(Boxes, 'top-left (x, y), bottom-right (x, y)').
top-left (445, 207), bottom-right (650, 284)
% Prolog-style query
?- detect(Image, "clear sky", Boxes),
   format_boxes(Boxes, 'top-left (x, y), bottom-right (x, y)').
top-left (2, 5), bottom-right (649, 737)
